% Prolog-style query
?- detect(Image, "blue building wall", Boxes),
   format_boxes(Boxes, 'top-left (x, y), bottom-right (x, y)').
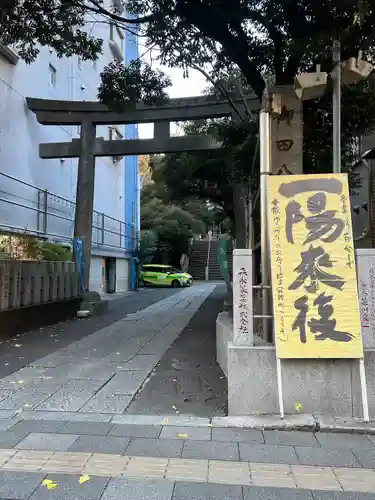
top-left (124, 26), bottom-right (140, 254)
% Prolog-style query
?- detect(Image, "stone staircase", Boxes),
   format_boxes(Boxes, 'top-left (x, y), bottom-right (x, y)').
top-left (188, 239), bottom-right (233, 281)
top-left (188, 240), bottom-right (208, 280)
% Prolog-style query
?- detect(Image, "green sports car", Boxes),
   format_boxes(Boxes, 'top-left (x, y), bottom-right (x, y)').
top-left (140, 264), bottom-right (193, 288)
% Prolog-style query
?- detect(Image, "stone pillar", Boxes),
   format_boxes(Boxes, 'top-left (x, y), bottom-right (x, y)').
top-left (0, 261), bottom-right (10, 310)
top-left (233, 183), bottom-right (247, 248)
top-left (356, 248), bottom-right (375, 348)
top-left (270, 85), bottom-right (303, 175)
top-left (73, 120), bottom-right (96, 291)
top-left (233, 248), bottom-right (253, 345)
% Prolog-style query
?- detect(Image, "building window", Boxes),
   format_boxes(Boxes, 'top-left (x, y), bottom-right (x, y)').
top-left (49, 64), bottom-right (56, 86)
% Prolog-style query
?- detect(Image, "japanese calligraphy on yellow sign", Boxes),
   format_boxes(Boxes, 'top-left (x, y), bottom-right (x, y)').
top-left (268, 174), bottom-right (363, 359)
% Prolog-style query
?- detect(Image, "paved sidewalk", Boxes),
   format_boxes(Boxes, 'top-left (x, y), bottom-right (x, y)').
top-left (0, 421), bottom-right (372, 498)
top-left (126, 284), bottom-right (227, 417)
top-left (0, 282), bottom-right (373, 498)
top-left (0, 284), bottom-right (216, 417)
top-left (0, 287), bottom-right (181, 378)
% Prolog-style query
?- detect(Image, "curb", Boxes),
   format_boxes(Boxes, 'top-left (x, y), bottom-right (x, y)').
top-left (10, 411), bottom-right (375, 434)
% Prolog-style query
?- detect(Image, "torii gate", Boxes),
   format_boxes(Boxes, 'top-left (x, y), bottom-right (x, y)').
top-left (26, 93), bottom-right (261, 291)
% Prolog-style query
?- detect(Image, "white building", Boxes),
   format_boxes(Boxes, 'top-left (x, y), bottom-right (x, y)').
top-left (0, 3), bottom-right (134, 293)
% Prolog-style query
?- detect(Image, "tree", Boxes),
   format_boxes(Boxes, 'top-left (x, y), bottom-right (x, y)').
top-left (138, 155), bottom-right (153, 183)
top-left (4, 1), bottom-right (375, 243)
top-left (140, 189), bottom-right (207, 266)
top-left (149, 112), bottom-right (260, 246)
top-left (1, 1), bottom-right (171, 107)
top-left (4, 1), bottom-right (375, 104)
top-left (4, 1), bottom-right (375, 164)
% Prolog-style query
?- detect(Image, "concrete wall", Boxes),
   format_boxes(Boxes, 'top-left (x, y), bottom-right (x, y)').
top-left (89, 256), bottom-right (103, 294)
top-left (116, 258), bottom-right (129, 292)
top-left (0, 1), bottom-right (126, 251)
top-left (227, 344), bottom-right (375, 418)
top-left (216, 312), bottom-right (232, 378)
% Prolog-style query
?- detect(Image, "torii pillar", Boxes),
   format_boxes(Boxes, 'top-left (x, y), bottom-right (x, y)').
top-left (271, 85), bottom-right (303, 175)
top-left (74, 120), bottom-right (97, 291)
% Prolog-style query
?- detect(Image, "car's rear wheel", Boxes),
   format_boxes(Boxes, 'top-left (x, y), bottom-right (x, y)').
top-left (171, 279), bottom-right (181, 288)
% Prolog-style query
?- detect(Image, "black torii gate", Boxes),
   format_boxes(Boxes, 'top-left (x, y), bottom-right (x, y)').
top-left (26, 93), bottom-right (260, 291)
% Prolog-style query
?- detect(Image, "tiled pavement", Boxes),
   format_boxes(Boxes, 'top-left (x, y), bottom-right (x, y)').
top-left (0, 284), bottom-right (216, 418)
top-left (0, 420), bottom-right (372, 497)
top-left (0, 284), bottom-right (374, 498)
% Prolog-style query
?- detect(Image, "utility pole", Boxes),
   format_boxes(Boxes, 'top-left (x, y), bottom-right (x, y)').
top-left (332, 39), bottom-right (341, 173)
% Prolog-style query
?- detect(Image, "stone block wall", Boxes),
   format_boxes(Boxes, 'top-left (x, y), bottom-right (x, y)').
top-left (0, 259), bottom-right (81, 310)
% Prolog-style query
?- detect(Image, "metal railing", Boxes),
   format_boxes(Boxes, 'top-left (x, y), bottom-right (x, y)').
top-left (0, 171), bottom-right (137, 251)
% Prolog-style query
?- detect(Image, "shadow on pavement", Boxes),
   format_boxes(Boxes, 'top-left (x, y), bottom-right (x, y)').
top-left (126, 284), bottom-right (228, 418)
top-left (0, 288), bottom-right (180, 379)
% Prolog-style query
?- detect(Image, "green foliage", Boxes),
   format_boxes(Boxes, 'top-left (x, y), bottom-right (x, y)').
top-left (38, 241), bottom-right (72, 261)
top-left (155, 118), bottom-right (259, 222)
top-left (0, 1), bottom-right (171, 108)
top-left (4, 0), bottom-right (375, 154)
top-left (24, 238), bottom-right (72, 261)
top-left (140, 177), bottom-right (210, 265)
top-left (125, 0), bottom-right (375, 97)
top-left (4, 0), bottom-right (375, 237)
top-left (0, 0), bottom-right (103, 64)
top-left (98, 59), bottom-right (172, 111)
top-left (137, 230), bottom-right (158, 264)
top-left (0, 233), bottom-right (71, 261)
top-left (3, 0), bottom-right (375, 111)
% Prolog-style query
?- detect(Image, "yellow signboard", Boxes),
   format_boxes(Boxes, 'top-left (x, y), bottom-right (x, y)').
top-left (268, 174), bottom-right (363, 359)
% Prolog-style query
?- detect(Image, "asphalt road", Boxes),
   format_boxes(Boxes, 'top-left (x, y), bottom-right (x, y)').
top-left (0, 288), bottom-right (180, 379)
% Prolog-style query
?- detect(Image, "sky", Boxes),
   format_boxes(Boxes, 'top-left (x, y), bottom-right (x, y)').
top-left (138, 64), bottom-right (208, 139)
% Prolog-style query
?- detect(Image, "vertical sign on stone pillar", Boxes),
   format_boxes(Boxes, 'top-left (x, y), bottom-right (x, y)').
top-left (271, 85), bottom-right (303, 175)
top-left (233, 249), bottom-right (253, 345)
top-left (9, 261), bottom-right (21, 309)
top-left (356, 248), bottom-right (375, 347)
top-left (32, 262), bottom-right (41, 306)
top-left (56, 262), bottom-right (64, 301)
top-left (40, 262), bottom-right (49, 303)
top-left (21, 262), bottom-right (31, 307)
top-left (0, 260), bottom-right (10, 310)
top-left (48, 262), bottom-right (57, 301)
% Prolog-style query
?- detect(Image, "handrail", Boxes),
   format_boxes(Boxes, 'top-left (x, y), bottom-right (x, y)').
top-left (0, 170), bottom-right (137, 250)
top-left (0, 171), bottom-right (133, 229)
top-left (205, 230), bottom-right (212, 281)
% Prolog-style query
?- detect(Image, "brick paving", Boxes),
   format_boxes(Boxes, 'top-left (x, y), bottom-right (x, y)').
top-left (0, 421), bottom-right (371, 495)
top-left (0, 444), bottom-right (374, 495)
